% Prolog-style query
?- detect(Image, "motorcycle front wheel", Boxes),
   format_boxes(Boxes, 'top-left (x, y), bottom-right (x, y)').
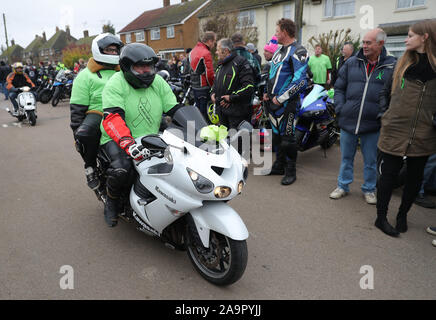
top-left (51, 87), bottom-right (61, 107)
top-left (27, 111), bottom-right (36, 126)
top-left (38, 89), bottom-right (52, 104)
top-left (185, 220), bottom-right (247, 286)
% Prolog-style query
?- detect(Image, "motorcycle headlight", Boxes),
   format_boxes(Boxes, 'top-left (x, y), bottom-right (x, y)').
top-left (214, 186), bottom-right (232, 198)
top-left (237, 181), bottom-right (244, 194)
top-left (187, 168), bottom-right (214, 194)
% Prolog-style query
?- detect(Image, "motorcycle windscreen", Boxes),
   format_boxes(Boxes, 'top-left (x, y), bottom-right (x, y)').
top-left (301, 84), bottom-right (327, 109)
top-left (166, 105), bottom-right (208, 147)
top-left (55, 70), bottom-right (65, 82)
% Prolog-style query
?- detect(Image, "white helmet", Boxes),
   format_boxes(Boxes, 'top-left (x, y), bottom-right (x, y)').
top-left (91, 33), bottom-right (124, 66)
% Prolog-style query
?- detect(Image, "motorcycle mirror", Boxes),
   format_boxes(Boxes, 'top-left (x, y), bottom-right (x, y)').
top-left (141, 134), bottom-right (168, 151)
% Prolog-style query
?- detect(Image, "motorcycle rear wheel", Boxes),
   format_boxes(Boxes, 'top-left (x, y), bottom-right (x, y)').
top-left (27, 111), bottom-right (36, 126)
top-left (38, 89), bottom-right (52, 104)
top-left (185, 220), bottom-right (247, 286)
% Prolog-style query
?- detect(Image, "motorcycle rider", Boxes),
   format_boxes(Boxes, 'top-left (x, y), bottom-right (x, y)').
top-left (6, 62), bottom-right (35, 116)
top-left (70, 33), bottom-right (124, 191)
top-left (100, 43), bottom-right (181, 227)
top-left (262, 18), bottom-right (309, 185)
top-left (210, 38), bottom-right (254, 129)
top-left (24, 59), bottom-right (38, 84)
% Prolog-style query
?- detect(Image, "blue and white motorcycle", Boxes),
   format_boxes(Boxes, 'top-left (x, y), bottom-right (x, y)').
top-left (51, 69), bottom-right (75, 107)
top-left (294, 84), bottom-right (338, 153)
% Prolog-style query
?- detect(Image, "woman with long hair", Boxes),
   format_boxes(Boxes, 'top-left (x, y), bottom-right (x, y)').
top-left (376, 19), bottom-right (436, 237)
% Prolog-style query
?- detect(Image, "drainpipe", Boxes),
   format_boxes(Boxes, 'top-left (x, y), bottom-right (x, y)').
top-left (264, 5), bottom-right (269, 41)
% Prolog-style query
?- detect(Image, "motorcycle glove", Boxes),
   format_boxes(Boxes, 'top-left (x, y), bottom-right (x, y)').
top-left (103, 112), bottom-right (149, 161)
top-left (119, 137), bottom-right (150, 161)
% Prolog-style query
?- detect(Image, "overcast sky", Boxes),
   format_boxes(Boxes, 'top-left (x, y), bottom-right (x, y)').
top-left (0, 0), bottom-right (182, 49)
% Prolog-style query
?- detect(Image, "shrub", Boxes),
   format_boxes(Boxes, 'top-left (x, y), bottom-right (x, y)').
top-left (62, 44), bottom-right (92, 69)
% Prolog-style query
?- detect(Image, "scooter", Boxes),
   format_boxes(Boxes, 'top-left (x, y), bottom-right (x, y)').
top-left (294, 84), bottom-right (338, 154)
top-left (6, 86), bottom-right (37, 126)
top-left (94, 106), bottom-right (249, 286)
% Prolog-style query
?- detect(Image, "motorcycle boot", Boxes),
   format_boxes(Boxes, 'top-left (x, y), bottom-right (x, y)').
top-left (104, 191), bottom-right (122, 227)
top-left (261, 136), bottom-right (285, 175)
top-left (281, 159), bottom-right (296, 185)
top-left (269, 148), bottom-right (286, 175)
top-left (84, 166), bottom-right (100, 190)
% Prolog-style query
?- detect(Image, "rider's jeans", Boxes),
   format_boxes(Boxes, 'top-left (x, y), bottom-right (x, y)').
top-left (9, 92), bottom-right (19, 111)
top-left (192, 87), bottom-right (210, 121)
top-left (419, 153), bottom-right (436, 194)
top-left (337, 129), bottom-right (379, 193)
top-left (0, 81), bottom-right (8, 99)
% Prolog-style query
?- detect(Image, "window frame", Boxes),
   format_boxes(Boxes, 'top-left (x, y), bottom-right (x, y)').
top-left (396, 0), bottom-right (426, 9)
top-left (237, 9), bottom-right (255, 28)
top-left (167, 25), bottom-right (175, 39)
top-left (125, 33), bottom-right (131, 44)
top-left (324, 0), bottom-right (355, 18)
top-left (283, 3), bottom-right (293, 19)
top-left (135, 31), bottom-right (145, 42)
top-left (151, 28), bottom-right (161, 41)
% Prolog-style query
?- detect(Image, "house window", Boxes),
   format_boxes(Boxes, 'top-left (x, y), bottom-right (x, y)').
top-left (385, 35), bottom-right (407, 58)
top-left (135, 31), bottom-right (145, 42)
top-left (237, 10), bottom-right (255, 28)
top-left (151, 28), bottom-right (160, 40)
top-left (283, 4), bottom-right (293, 19)
top-left (397, 0), bottom-right (425, 9)
top-left (125, 34), bottom-right (131, 43)
top-left (324, 0), bottom-right (355, 17)
top-left (167, 26), bottom-right (175, 39)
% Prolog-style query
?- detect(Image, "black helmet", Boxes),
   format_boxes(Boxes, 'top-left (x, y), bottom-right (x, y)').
top-left (120, 43), bottom-right (159, 89)
top-left (157, 70), bottom-right (170, 81)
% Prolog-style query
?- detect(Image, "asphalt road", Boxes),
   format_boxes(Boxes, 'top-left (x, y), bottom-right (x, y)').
top-left (0, 97), bottom-right (435, 300)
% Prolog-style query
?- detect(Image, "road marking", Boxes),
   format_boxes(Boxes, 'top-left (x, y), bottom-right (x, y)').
top-left (2, 124), bottom-right (7, 128)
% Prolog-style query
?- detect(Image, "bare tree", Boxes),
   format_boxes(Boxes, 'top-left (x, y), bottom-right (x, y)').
top-left (308, 29), bottom-right (360, 66)
top-left (201, 11), bottom-right (258, 62)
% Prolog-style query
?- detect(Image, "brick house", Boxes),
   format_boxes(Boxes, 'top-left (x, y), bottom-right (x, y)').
top-left (0, 40), bottom-right (24, 64)
top-left (118, 0), bottom-right (211, 59)
top-left (75, 30), bottom-right (97, 47)
top-left (23, 33), bottom-right (47, 65)
top-left (39, 26), bottom-right (77, 63)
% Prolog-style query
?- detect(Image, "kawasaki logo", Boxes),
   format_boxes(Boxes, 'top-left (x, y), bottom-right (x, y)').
top-left (155, 186), bottom-right (176, 204)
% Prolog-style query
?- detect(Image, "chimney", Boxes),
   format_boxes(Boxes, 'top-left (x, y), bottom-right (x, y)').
top-left (56, 26), bottom-right (60, 32)
top-left (163, 0), bottom-right (170, 7)
top-left (83, 30), bottom-right (89, 38)
top-left (11, 39), bottom-right (15, 46)
top-left (66, 25), bottom-right (71, 36)
top-left (42, 32), bottom-right (47, 42)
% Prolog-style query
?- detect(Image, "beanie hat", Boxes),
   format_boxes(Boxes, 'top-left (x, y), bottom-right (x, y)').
top-left (264, 36), bottom-right (278, 54)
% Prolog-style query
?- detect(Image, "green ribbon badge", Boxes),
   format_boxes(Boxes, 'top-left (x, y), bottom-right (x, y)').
top-left (376, 71), bottom-right (384, 80)
top-left (200, 125), bottom-right (228, 142)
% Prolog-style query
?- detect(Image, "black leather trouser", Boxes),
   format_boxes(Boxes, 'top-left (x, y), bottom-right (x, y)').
top-left (74, 113), bottom-right (102, 168)
top-left (266, 100), bottom-right (298, 163)
top-left (100, 140), bottom-right (135, 199)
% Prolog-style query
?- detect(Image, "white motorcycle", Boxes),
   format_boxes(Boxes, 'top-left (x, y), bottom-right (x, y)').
top-left (6, 86), bottom-right (37, 126)
top-left (95, 106), bottom-right (250, 286)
